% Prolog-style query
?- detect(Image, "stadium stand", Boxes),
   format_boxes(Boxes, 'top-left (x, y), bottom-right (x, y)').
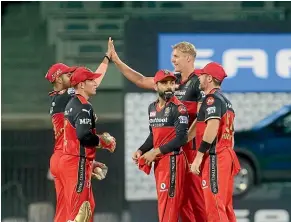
top-left (2, 218), bottom-right (27, 222)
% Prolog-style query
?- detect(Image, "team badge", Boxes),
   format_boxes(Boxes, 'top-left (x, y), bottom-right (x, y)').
top-left (178, 106), bottom-right (187, 114)
top-left (206, 97), bottom-right (215, 106)
top-left (150, 111), bottom-right (156, 117)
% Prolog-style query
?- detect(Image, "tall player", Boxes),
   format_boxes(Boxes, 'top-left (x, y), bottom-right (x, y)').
top-left (191, 62), bottom-right (241, 222)
top-left (60, 67), bottom-right (116, 222)
top-left (46, 38), bottom-right (113, 222)
top-left (110, 41), bottom-right (206, 221)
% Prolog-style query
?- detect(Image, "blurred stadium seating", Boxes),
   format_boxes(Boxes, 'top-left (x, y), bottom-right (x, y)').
top-left (2, 1), bottom-right (289, 118)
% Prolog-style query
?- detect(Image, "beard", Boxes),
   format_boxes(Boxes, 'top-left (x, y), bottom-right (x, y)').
top-left (199, 83), bottom-right (205, 91)
top-left (158, 90), bottom-right (174, 101)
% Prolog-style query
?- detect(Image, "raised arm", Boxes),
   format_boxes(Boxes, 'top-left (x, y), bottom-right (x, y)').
top-left (110, 40), bottom-right (155, 90)
top-left (94, 37), bottom-right (112, 87)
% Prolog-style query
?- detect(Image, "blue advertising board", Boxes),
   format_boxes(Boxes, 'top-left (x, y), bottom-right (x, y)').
top-left (158, 34), bottom-right (291, 92)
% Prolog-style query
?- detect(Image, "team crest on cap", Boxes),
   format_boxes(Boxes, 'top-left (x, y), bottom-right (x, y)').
top-left (162, 69), bottom-right (171, 75)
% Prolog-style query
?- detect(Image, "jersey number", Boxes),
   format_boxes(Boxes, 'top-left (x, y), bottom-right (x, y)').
top-left (225, 112), bottom-right (234, 133)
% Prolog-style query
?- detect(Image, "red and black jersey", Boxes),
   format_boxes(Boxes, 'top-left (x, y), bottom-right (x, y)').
top-left (196, 88), bottom-right (235, 153)
top-left (63, 94), bottom-right (99, 160)
top-left (49, 88), bottom-right (74, 151)
top-left (174, 71), bottom-right (204, 150)
top-left (174, 71), bottom-right (203, 125)
top-left (139, 96), bottom-right (189, 156)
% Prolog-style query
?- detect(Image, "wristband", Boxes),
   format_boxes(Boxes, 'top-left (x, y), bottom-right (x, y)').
top-left (104, 55), bottom-right (111, 62)
top-left (198, 140), bottom-right (212, 153)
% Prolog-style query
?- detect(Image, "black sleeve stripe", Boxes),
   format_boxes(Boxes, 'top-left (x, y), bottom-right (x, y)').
top-left (205, 116), bottom-right (221, 122)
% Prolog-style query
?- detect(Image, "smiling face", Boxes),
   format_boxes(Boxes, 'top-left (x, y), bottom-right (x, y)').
top-left (171, 49), bottom-right (190, 73)
top-left (171, 41), bottom-right (197, 73)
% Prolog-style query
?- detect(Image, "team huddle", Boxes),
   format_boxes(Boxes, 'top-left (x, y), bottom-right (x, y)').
top-left (47, 38), bottom-right (241, 222)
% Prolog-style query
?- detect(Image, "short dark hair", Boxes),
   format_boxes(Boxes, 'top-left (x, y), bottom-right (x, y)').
top-left (213, 78), bottom-right (221, 86)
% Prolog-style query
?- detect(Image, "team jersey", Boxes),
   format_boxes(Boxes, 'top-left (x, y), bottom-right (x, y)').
top-left (139, 96), bottom-right (189, 156)
top-left (196, 88), bottom-right (235, 153)
top-left (174, 71), bottom-right (204, 150)
top-left (63, 94), bottom-right (99, 160)
top-left (174, 71), bottom-right (203, 125)
top-left (49, 88), bottom-right (75, 151)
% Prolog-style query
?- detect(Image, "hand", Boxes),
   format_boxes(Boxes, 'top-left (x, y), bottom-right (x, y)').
top-left (97, 132), bottom-right (116, 153)
top-left (132, 150), bottom-right (142, 165)
top-left (141, 149), bottom-right (159, 166)
top-left (105, 37), bottom-right (113, 59)
top-left (109, 39), bottom-right (120, 63)
top-left (47, 169), bottom-right (54, 181)
top-left (191, 155), bottom-right (203, 175)
top-left (92, 161), bottom-right (108, 180)
top-left (93, 113), bottom-right (98, 123)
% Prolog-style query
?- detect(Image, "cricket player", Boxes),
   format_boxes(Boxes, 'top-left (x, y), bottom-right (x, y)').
top-left (59, 67), bottom-right (116, 222)
top-left (111, 41), bottom-right (206, 221)
top-left (46, 37), bottom-right (113, 222)
top-left (191, 62), bottom-right (241, 222)
top-left (133, 70), bottom-right (189, 222)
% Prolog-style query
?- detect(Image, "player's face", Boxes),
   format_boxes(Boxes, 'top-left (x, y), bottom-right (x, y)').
top-left (198, 74), bottom-right (212, 91)
top-left (60, 73), bottom-right (72, 88)
top-left (84, 79), bottom-right (98, 96)
top-left (198, 74), bottom-right (207, 91)
top-left (171, 49), bottom-right (190, 73)
top-left (156, 77), bottom-right (176, 101)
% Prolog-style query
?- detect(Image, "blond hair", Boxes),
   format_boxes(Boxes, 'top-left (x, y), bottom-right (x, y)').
top-left (172, 41), bottom-right (197, 59)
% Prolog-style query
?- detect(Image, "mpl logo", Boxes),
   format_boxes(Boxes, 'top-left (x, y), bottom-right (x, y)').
top-left (158, 34), bottom-right (291, 92)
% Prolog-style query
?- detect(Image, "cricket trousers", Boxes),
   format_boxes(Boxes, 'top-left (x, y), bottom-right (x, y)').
top-left (154, 152), bottom-right (186, 222)
top-left (180, 149), bottom-right (207, 222)
top-left (201, 148), bottom-right (241, 222)
top-left (59, 155), bottom-right (95, 222)
top-left (50, 150), bottom-right (66, 222)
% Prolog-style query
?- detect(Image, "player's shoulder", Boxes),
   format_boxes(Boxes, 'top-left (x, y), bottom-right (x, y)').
top-left (148, 101), bottom-right (157, 111)
top-left (169, 97), bottom-right (188, 114)
top-left (169, 96), bottom-right (183, 106)
top-left (66, 95), bottom-right (91, 110)
top-left (190, 71), bottom-right (200, 81)
top-left (204, 91), bottom-right (225, 106)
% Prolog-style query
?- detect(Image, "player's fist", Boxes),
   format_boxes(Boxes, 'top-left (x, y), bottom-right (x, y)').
top-left (132, 150), bottom-right (142, 165)
top-left (97, 132), bottom-right (116, 153)
top-left (92, 161), bottom-right (108, 180)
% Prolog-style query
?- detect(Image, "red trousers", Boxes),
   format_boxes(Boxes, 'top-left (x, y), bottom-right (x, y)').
top-left (180, 149), bottom-right (207, 222)
top-left (50, 150), bottom-right (66, 222)
top-left (201, 148), bottom-right (240, 222)
top-left (59, 155), bottom-right (95, 222)
top-left (154, 153), bottom-right (186, 222)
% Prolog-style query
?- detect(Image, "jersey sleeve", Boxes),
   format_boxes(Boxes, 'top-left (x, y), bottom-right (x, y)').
top-left (204, 95), bottom-right (223, 122)
top-left (159, 105), bottom-right (189, 154)
top-left (138, 104), bottom-right (154, 154)
top-left (138, 126), bottom-right (153, 154)
top-left (75, 104), bottom-right (99, 147)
